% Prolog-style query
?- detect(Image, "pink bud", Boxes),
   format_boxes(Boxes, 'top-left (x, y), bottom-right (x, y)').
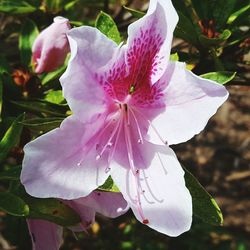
top-left (32, 16), bottom-right (71, 74)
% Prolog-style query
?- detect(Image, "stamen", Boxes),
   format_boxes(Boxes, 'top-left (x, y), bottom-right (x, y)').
top-left (129, 107), bottom-right (144, 144)
top-left (96, 114), bottom-right (121, 160)
top-left (134, 108), bottom-right (166, 145)
top-left (157, 152), bottom-right (168, 175)
top-left (108, 118), bottom-right (122, 164)
top-left (123, 110), bottom-right (149, 223)
top-left (142, 169), bottom-right (164, 203)
top-left (76, 115), bottom-right (116, 167)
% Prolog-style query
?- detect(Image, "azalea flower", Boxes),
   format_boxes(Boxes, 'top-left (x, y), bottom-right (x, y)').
top-left (21, 0), bottom-right (228, 236)
top-left (32, 16), bottom-right (71, 74)
top-left (27, 191), bottom-right (127, 250)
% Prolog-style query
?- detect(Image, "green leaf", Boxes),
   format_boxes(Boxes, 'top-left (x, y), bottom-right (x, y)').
top-left (95, 11), bottom-right (121, 44)
top-left (11, 100), bottom-right (68, 117)
top-left (199, 29), bottom-right (231, 47)
top-left (0, 192), bottom-right (29, 216)
top-left (23, 196), bottom-right (81, 227)
top-left (19, 19), bottom-right (39, 66)
top-left (64, 0), bottom-right (79, 11)
top-left (45, 90), bottom-right (65, 104)
top-left (0, 113), bottom-right (25, 163)
top-left (123, 6), bottom-right (145, 18)
top-left (0, 165), bottom-right (21, 181)
top-left (227, 4), bottom-right (250, 24)
top-left (170, 53), bottom-right (179, 62)
top-left (98, 176), bottom-right (120, 192)
top-left (0, 76), bottom-right (3, 122)
top-left (184, 167), bottom-right (223, 225)
top-left (0, 0), bottom-right (37, 14)
top-left (43, 0), bottom-right (67, 13)
top-left (200, 71), bottom-right (236, 84)
top-left (21, 117), bottom-right (63, 132)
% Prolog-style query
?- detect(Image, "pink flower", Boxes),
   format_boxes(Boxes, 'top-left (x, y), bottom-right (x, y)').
top-left (21, 0), bottom-right (228, 236)
top-left (32, 16), bottom-right (71, 74)
top-left (27, 191), bottom-right (127, 250)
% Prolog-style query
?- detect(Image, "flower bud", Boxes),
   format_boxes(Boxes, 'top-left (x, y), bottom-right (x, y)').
top-left (32, 16), bottom-right (71, 74)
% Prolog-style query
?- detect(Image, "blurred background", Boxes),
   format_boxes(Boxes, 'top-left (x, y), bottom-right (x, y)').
top-left (0, 0), bottom-right (249, 249)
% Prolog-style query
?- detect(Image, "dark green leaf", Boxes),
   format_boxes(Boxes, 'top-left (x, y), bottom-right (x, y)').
top-left (175, 11), bottom-right (200, 47)
top-left (23, 196), bottom-right (81, 227)
top-left (95, 11), bottom-right (121, 44)
top-left (21, 117), bottom-right (63, 132)
top-left (184, 167), bottom-right (223, 225)
top-left (0, 0), bottom-right (37, 14)
top-left (0, 165), bottom-right (21, 180)
top-left (43, 0), bottom-right (67, 12)
top-left (199, 29), bottom-right (231, 47)
top-left (212, 0), bottom-right (237, 28)
top-left (98, 176), bottom-right (120, 192)
top-left (0, 55), bottom-right (10, 74)
top-left (0, 113), bottom-right (25, 163)
top-left (0, 192), bottom-right (29, 216)
top-left (200, 71), bottom-right (236, 84)
top-left (19, 19), bottom-right (39, 66)
top-left (11, 100), bottom-right (68, 117)
top-left (123, 6), bottom-right (145, 18)
top-left (191, 0), bottom-right (210, 20)
top-left (0, 76), bottom-right (2, 122)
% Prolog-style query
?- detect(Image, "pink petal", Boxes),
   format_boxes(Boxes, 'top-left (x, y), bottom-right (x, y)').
top-left (126, 0), bottom-right (178, 85)
top-left (96, 0), bottom-right (178, 103)
top-left (148, 62), bottom-right (229, 145)
top-left (27, 219), bottom-right (63, 250)
top-left (64, 199), bottom-right (96, 231)
top-left (111, 142), bottom-right (192, 236)
top-left (32, 16), bottom-right (70, 74)
top-left (73, 191), bottom-right (128, 219)
top-left (21, 115), bottom-right (109, 199)
top-left (60, 26), bottom-right (118, 123)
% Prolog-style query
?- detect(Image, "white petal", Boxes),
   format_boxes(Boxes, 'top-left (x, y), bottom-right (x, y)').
top-left (111, 142), bottom-right (192, 236)
top-left (148, 62), bottom-right (229, 145)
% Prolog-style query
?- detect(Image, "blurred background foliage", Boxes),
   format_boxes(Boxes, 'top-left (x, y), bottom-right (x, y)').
top-left (0, 0), bottom-right (249, 249)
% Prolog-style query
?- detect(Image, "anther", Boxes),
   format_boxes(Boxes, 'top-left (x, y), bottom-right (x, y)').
top-left (137, 139), bottom-right (142, 144)
top-left (96, 154), bottom-right (101, 160)
top-left (143, 219), bottom-right (149, 224)
top-left (105, 167), bottom-right (111, 173)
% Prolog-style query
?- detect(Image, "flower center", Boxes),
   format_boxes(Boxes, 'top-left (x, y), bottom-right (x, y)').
top-left (129, 84), bottom-right (135, 94)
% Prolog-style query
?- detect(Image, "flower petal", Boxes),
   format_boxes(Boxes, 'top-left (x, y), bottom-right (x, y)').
top-left (21, 115), bottom-right (109, 199)
top-left (148, 62), bottom-right (229, 145)
top-left (74, 191), bottom-right (128, 218)
top-left (27, 219), bottom-right (63, 250)
top-left (32, 16), bottom-right (70, 74)
top-left (126, 0), bottom-right (178, 84)
top-left (64, 199), bottom-right (96, 231)
top-left (60, 26), bottom-right (118, 123)
top-left (111, 142), bottom-right (192, 236)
